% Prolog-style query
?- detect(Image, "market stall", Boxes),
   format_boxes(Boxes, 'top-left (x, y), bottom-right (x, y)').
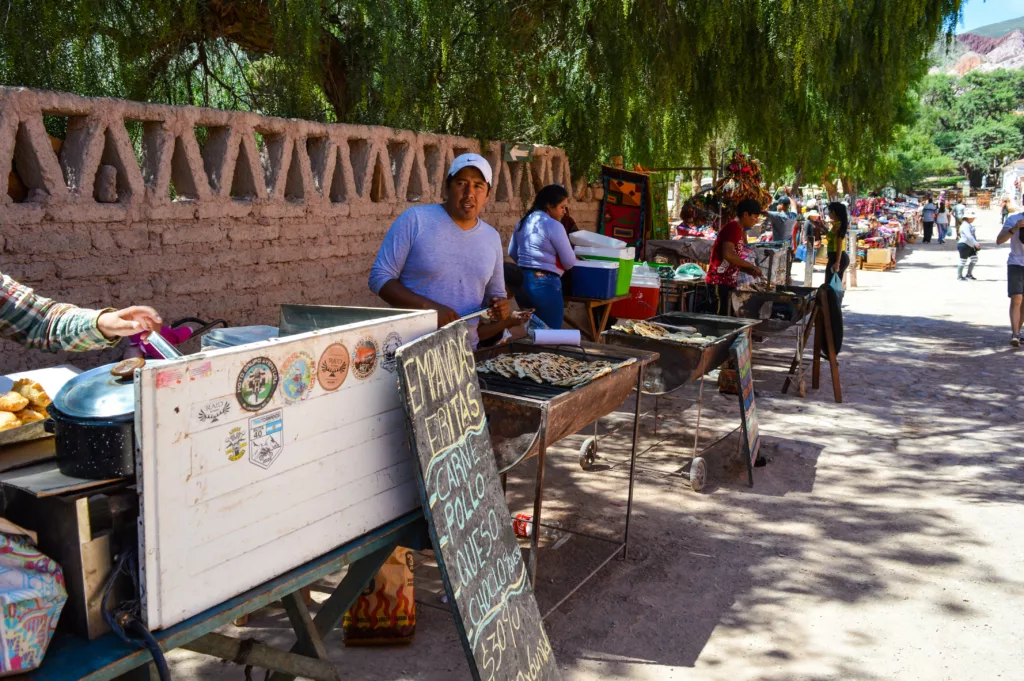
top-left (0, 306), bottom-right (438, 678)
top-left (601, 313), bottom-right (758, 489)
top-left (474, 340), bottom-right (658, 616)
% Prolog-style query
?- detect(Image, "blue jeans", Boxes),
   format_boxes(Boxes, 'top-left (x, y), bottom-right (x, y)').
top-left (517, 270), bottom-right (564, 329)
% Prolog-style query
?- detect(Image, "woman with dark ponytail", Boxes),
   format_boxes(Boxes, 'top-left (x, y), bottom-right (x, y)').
top-left (508, 184), bottom-right (576, 328)
top-left (826, 202), bottom-right (851, 282)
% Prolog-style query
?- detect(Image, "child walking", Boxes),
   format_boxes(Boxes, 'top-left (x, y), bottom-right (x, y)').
top-left (957, 210), bottom-right (980, 281)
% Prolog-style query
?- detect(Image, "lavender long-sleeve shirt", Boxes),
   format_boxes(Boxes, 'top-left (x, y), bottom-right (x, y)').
top-left (508, 211), bottom-right (577, 275)
top-left (368, 204), bottom-right (505, 345)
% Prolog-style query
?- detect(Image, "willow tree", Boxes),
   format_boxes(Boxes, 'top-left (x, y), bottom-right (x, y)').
top-left (0, 0), bottom-right (963, 180)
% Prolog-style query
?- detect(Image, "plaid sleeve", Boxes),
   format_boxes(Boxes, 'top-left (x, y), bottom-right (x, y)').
top-left (0, 272), bottom-right (120, 353)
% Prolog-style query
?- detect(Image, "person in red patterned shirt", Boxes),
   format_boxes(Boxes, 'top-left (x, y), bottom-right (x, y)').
top-left (705, 199), bottom-right (766, 315)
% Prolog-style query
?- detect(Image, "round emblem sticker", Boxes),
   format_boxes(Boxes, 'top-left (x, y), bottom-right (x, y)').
top-left (281, 351), bottom-right (316, 404)
top-left (235, 357), bottom-right (279, 412)
top-left (318, 343), bottom-right (350, 391)
top-left (381, 332), bottom-right (403, 374)
top-left (352, 337), bottom-right (379, 380)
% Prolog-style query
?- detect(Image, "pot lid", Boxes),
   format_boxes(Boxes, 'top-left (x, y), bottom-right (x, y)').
top-left (52, 363), bottom-right (138, 420)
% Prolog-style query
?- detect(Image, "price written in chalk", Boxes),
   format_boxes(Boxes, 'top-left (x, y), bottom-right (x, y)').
top-left (397, 322), bottom-right (560, 681)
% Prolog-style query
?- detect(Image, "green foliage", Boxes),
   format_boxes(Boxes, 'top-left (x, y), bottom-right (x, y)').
top-left (0, 0), bottom-right (963, 181)
top-left (881, 69), bottom-right (1024, 189)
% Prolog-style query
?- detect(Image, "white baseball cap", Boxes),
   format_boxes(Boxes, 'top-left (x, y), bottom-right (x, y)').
top-left (965, 209), bottom-right (977, 219)
top-left (448, 153), bottom-right (493, 186)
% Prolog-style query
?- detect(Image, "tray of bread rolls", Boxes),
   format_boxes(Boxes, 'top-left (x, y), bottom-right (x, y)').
top-left (0, 367), bottom-right (76, 447)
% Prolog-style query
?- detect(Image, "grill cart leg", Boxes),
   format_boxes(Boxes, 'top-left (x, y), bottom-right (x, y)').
top-left (528, 421), bottom-right (549, 587)
top-left (688, 457), bottom-right (707, 492)
top-left (783, 298), bottom-right (816, 396)
top-left (692, 372), bottom-right (706, 458)
top-left (622, 367), bottom-right (644, 560)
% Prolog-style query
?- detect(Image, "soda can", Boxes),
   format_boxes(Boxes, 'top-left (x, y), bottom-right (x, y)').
top-left (512, 513), bottom-right (534, 538)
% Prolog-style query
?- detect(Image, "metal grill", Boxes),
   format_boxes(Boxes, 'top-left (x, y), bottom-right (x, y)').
top-left (476, 373), bottom-right (572, 400)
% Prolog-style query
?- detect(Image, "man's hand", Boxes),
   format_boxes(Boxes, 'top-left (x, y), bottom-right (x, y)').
top-left (97, 306), bottom-right (163, 340)
top-left (488, 297), bottom-right (510, 322)
top-left (432, 304), bottom-right (459, 327)
top-left (745, 264), bottom-right (765, 279)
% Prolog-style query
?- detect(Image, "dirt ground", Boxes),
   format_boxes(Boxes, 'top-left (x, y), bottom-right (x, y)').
top-left (166, 205), bottom-right (1023, 681)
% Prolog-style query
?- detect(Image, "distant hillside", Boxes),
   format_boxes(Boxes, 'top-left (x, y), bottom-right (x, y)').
top-left (964, 15), bottom-right (1024, 39)
top-left (931, 16), bottom-right (1024, 75)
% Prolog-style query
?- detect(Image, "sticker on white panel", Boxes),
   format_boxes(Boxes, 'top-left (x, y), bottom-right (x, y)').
top-left (225, 426), bottom-right (248, 462)
top-left (248, 408), bottom-right (284, 470)
top-left (280, 351), bottom-right (316, 404)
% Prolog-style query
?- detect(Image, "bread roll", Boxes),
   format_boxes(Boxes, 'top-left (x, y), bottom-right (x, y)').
top-left (13, 380), bottom-right (50, 409)
top-left (0, 412), bottom-right (21, 432)
top-left (14, 408), bottom-right (45, 424)
top-left (0, 392), bottom-right (30, 412)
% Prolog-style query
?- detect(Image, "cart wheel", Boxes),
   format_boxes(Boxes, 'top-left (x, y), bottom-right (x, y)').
top-left (579, 437), bottom-right (598, 470)
top-left (689, 457), bottom-right (707, 492)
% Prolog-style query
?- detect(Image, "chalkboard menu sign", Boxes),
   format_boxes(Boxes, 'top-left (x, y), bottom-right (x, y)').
top-left (396, 322), bottom-right (561, 681)
top-left (731, 331), bottom-right (760, 468)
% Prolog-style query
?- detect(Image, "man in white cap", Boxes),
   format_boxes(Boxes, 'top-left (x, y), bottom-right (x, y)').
top-left (369, 153), bottom-right (509, 343)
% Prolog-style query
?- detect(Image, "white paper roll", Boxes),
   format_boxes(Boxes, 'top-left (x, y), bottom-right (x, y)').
top-left (532, 329), bottom-right (582, 346)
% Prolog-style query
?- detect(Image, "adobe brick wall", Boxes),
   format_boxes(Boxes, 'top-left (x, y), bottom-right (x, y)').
top-left (0, 88), bottom-right (602, 373)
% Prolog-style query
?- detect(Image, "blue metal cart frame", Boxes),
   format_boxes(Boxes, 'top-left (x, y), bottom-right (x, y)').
top-left (27, 512), bottom-right (427, 681)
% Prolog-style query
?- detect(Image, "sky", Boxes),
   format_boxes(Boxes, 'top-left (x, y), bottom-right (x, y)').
top-left (959, 0), bottom-right (1024, 33)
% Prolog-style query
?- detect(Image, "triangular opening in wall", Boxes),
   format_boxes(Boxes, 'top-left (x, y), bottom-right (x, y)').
top-left (531, 157), bottom-right (546, 191)
top-left (307, 136), bottom-right (329, 195)
top-left (422, 144), bottom-right (442, 201)
top-left (92, 126), bottom-right (133, 203)
top-left (196, 125), bottom-right (229, 194)
top-left (329, 146), bottom-right (349, 203)
top-left (369, 153), bottom-right (386, 203)
top-left (255, 130), bottom-right (285, 195)
top-left (387, 141), bottom-right (410, 199)
top-left (7, 121), bottom-right (63, 203)
top-left (230, 138), bottom-right (258, 200)
top-left (513, 161), bottom-right (533, 199)
top-left (407, 156), bottom-right (428, 202)
top-left (551, 155), bottom-right (565, 188)
top-left (494, 160), bottom-right (514, 202)
top-left (348, 138), bottom-right (371, 199)
top-left (284, 141), bottom-right (305, 202)
top-left (169, 136), bottom-right (199, 201)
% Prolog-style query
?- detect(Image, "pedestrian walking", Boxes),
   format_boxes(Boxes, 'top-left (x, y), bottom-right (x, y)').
top-left (922, 195), bottom-right (937, 243)
top-left (996, 210), bottom-right (1024, 346)
top-left (953, 199), bottom-right (967, 239)
top-left (956, 209), bottom-right (980, 281)
top-left (935, 201), bottom-right (950, 245)
top-left (1001, 197), bottom-right (1011, 225)
top-left (826, 202), bottom-right (851, 281)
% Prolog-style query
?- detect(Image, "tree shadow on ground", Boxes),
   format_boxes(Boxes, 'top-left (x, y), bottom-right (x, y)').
top-left (169, 308), bottom-right (1022, 680)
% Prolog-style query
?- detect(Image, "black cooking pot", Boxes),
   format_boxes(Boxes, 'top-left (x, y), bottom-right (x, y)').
top-left (46, 364), bottom-right (137, 479)
top-left (46, 332), bottom-right (182, 480)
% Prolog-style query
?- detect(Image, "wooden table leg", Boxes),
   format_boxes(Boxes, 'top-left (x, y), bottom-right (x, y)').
top-left (812, 309), bottom-right (823, 390)
top-left (585, 303), bottom-right (599, 342)
top-left (267, 544), bottom-right (396, 681)
top-left (594, 302), bottom-right (615, 343)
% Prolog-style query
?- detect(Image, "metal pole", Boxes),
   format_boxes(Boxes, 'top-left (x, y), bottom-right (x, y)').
top-left (622, 368), bottom-right (644, 560)
top-left (692, 372), bottom-right (705, 458)
top-left (528, 418), bottom-right (549, 587)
